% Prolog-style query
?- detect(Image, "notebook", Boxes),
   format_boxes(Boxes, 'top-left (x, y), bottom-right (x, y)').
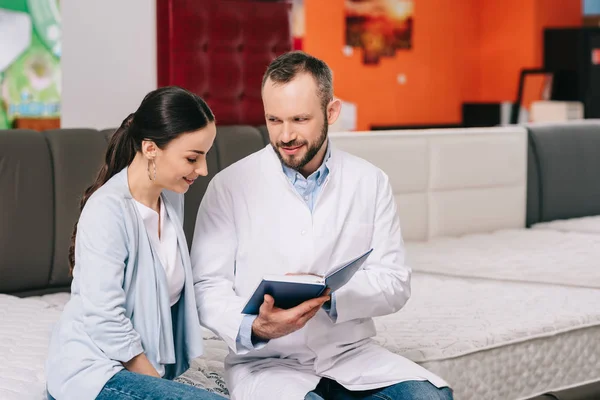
top-left (241, 248), bottom-right (373, 315)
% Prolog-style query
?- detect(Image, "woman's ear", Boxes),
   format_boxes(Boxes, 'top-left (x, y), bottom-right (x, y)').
top-left (141, 139), bottom-right (157, 159)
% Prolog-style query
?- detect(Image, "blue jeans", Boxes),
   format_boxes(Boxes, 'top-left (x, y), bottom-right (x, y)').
top-left (305, 378), bottom-right (453, 400)
top-left (47, 370), bottom-right (226, 400)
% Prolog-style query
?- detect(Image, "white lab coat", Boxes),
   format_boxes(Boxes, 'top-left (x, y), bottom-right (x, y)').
top-left (191, 145), bottom-right (448, 400)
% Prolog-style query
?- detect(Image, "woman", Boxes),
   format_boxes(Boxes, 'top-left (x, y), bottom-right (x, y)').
top-left (46, 86), bottom-right (225, 400)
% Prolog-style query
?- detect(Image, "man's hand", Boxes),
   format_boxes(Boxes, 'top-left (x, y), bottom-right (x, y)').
top-left (251, 291), bottom-right (331, 341)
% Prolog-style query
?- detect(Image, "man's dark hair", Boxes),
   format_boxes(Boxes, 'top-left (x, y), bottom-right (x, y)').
top-left (262, 51), bottom-right (333, 111)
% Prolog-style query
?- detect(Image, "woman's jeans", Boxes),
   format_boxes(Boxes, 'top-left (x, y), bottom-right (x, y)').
top-left (47, 369), bottom-right (226, 400)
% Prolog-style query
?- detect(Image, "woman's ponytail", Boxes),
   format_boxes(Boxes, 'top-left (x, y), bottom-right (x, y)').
top-left (68, 113), bottom-right (138, 274)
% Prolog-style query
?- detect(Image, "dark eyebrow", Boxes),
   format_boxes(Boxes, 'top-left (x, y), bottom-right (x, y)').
top-left (189, 150), bottom-right (206, 155)
top-left (266, 114), bottom-right (311, 120)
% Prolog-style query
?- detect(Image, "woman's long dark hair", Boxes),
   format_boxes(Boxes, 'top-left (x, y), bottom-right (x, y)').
top-left (68, 86), bottom-right (215, 273)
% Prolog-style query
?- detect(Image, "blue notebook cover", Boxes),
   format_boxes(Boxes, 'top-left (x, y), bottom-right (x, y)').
top-left (241, 248), bottom-right (373, 315)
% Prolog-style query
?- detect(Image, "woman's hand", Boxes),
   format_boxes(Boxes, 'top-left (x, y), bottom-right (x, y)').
top-left (122, 353), bottom-right (161, 378)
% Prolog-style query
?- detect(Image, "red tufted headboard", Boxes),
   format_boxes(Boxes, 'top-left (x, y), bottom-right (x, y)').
top-left (157, 0), bottom-right (292, 125)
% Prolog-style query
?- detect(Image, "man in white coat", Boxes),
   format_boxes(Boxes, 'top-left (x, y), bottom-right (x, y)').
top-left (191, 51), bottom-right (453, 400)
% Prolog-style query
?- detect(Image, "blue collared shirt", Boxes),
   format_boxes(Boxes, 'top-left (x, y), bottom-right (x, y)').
top-left (281, 143), bottom-right (331, 212)
top-left (236, 143), bottom-right (338, 351)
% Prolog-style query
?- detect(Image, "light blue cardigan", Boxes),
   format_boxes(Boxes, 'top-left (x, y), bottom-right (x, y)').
top-left (46, 168), bottom-right (204, 400)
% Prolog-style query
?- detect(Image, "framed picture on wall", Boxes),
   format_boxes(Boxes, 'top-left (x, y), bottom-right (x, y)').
top-left (345, 0), bottom-right (413, 65)
top-left (0, 0), bottom-right (61, 129)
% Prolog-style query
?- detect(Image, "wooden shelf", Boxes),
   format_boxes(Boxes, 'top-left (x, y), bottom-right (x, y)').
top-left (13, 117), bottom-right (60, 131)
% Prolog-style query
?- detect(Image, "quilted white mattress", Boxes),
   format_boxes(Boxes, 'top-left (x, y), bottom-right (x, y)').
top-left (0, 292), bottom-right (68, 400)
top-left (373, 273), bottom-right (600, 400)
top-left (406, 229), bottom-right (600, 288)
top-left (533, 216), bottom-right (600, 235)
top-left (4, 273), bottom-right (600, 400)
top-left (180, 273), bottom-right (600, 400)
top-left (0, 292), bottom-right (229, 400)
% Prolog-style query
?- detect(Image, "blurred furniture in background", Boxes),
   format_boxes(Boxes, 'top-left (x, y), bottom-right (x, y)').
top-left (13, 117), bottom-right (60, 131)
top-left (156, 0), bottom-right (292, 126)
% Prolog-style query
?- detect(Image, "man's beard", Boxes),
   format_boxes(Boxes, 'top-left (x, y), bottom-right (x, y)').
top-left (272, 120), bottom-right (328, 171)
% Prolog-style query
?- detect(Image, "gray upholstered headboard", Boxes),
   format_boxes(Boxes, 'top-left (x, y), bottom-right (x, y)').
top-left (0, 126), bottom-right (266, 297)
top-left (526, 121), bottom-right (600, 226)
top-left (0, 129), bottom-right (108, 296)
top-left (7, 121), bottom-right (598, 296)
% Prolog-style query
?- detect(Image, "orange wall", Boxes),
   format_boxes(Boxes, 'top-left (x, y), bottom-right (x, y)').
top-left (305, 0), bottom-right (480, 130)
top-left (477, 0), bottom-right (581, 102)
top-left (476, 0), bottom-right (537, 102)
top-left (304, 0), bottom-right (581, 130)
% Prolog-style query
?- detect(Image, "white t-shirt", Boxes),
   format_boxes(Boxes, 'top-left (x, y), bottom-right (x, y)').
top-left (134, 198), bottom-right (184, 306)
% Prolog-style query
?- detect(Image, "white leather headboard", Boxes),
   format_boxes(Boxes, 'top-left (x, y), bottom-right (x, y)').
top-left (329, 127), bottom-right (528, 241)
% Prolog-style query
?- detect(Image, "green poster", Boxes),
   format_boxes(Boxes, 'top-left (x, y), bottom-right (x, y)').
top-left (0, 0), bottom-right (61, 129)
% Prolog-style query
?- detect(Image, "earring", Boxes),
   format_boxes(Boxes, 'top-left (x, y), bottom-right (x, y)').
top-left (147, 159), bottom-right (157, 181)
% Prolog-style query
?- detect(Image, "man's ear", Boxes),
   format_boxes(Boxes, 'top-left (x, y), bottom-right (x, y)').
top-left (326, 98), bottom-right (342, 126)
top-left (141, 139), bottom-right (157, 159)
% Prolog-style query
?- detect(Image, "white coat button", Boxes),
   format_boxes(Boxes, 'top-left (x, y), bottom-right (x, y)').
top-left (301, 230), bottom-right (307, 235)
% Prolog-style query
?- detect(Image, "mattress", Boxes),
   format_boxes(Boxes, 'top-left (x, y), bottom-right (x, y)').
top-left (175, 332), bottom-right (230, 396)
top-left (532, 216), bottom-right (600, 235)
top-left (180, 273), bottom-right (600, 400)
top-left (406, 229), bottom-right (600, 288)
top-left (0, 292), bottom-right (68, 400)
top-left (373, 273), bottom-right (600, 400)
top-left (5, 273), bottom-right (600, 400)
top-left (0, 292), bottom-right (229, 400)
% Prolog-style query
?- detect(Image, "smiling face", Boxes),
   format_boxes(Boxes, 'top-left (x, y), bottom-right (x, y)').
top-left (144, 122), bottom-right (217, 194)
top-left (263, 72), bottom-right (341, 176)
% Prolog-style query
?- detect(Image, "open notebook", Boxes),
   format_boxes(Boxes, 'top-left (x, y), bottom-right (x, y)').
top-left (241, 248), bottom-right (373, 315)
